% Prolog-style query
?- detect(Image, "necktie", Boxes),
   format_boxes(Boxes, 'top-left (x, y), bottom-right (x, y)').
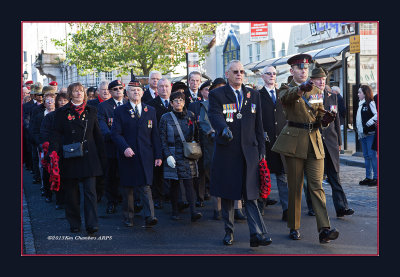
top-left (235, 90), bottom-right (242, 111)
top-left (154, 90), bottom-right (158, 97)
top-left (164, 99), bottom-right (168, 108)
top-left (270, 90), bottom-right (276, 105)
top-left (117, 102), bottom-right (122, 106)
top-left (134, 105), bottom-right (140, 118)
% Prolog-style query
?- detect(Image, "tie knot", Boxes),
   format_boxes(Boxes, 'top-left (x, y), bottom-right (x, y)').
top-left (270, 90), bottom-right (275, 94)
top-left (117, 102), bottom-right (121, 106)
top-left (165, 99), bottom-right (168, 107)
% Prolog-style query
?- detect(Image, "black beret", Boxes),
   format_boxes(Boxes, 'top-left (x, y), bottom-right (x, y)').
top-left (108, 80), bottom-right (123, 90)
top-left (199, 80), bottom-right (212, 91)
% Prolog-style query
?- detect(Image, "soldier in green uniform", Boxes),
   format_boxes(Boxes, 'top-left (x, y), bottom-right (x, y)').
top-left (271, 54), bottom-right (339, 243)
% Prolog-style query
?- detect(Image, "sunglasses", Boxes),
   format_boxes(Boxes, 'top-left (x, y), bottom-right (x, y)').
top-left (112, 86), bottom-right (124, 91)
top-left (264, 72), bottom-right (277, 76)
top-left (231, 70), bottom-right (245, 75)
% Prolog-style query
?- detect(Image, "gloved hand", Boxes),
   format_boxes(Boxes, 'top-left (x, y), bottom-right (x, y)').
top-left (259, 154), bottom-right (266, 161)
top-left (208, 131), bottom-right (216, 139)
top-left (299, 80), bottom-right (314, 92)
top-left (221, 127), bottom-right (233, 142)
top-left (321, 110), bottom-right (336, 127)
top-left (167, 156), bottom-right (176, 168)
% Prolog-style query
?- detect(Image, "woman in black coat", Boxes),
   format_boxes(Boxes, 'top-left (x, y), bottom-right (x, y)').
top-left (159, 91), bottom-right (202, 222)
top-left (48, 82), bottom-right (106, 235)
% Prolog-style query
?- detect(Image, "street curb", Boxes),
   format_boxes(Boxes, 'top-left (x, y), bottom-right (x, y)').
top-left (23, 188), bottom-right (36, 255)
top-left (339, 157), bottom-right (365, 168)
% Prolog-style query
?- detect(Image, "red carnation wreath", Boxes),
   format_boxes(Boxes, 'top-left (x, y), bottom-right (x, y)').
top-left (40, 142), bottom-right (61, 191)
top-left (259, 158), bottom-right (272, 199)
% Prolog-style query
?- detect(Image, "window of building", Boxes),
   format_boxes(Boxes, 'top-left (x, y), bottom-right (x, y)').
top-left (248, 44), bottom-right (253, 63)
top-left (223, 30), bottom-right (240, 74)
top-left (105, 71), bottom-right (113, 81)
top-left (24, 51), bottom-right (27, 62)
top-left (256, 43), bottom-right (261, 61)
top-left (271, 39), bottom-right (276, 58)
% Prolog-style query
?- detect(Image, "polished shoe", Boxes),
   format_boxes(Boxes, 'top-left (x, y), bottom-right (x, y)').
top-left (359, 178), bottom-right (373, 185)
top-left (213, 210), bottom-right (222, 220)
top-left (307, 210), bottom-right (316, 216)
top-left (234, 208), bottom-right (247, 221)
top-left (106, 203), bottom-right (116, 214)
top-left (191, 212), bottom-right (202, 222)
top-left (171, 215), bottom-right (183, 221)
top-left (319, 228), bottom-right (339, 243)
top-left (154, 201), bottom-right (163, 209)
top-left (223, 232), bottom-right (234, 246)
top-left (123, 219), bottom-right (134, 227)
top-left (145, 216), bottom-right (158, 227)
top-left (134, 202), bottom-right (143, 213)
top-left (336, 208), bottom-right (355, 217)
top-left (87, 227), bottom-right (99, 236)
top-left (266, 198), bottom-right (278, 206)
top-left (282, 209), bottom-right (288, 221)
top-left (70, 227), bottom-right (81, 233)
top-left (289, 229), bottom-right (301, 240)
top-left (195, 200), bottom-right (205, 207)
top-left (368, 179), bottom-right (377, 186)
top-left (250, 233), bottom-right (272, 247)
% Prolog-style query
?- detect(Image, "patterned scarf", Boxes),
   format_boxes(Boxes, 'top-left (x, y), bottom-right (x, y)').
top-left (73, 101), bottom-right (86, 117)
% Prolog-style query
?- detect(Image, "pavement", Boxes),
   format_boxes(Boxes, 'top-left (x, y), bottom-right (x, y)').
top-left (22, 129), bottom-right (378, 255)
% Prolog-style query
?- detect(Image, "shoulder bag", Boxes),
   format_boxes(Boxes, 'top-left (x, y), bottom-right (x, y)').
top-left (62, 119), bottom-right (88, 159)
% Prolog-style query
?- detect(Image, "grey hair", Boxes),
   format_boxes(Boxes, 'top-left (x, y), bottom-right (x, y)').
top-left (225, 60), bottom-right (242, 72)
top-left (188, 71), bottom-right (202, 81)
top-left (261, 65), bottom-right (276, 74)
top-left (149, 70), bottom-right (162, 79)
top-left (157, 77), bottom-right (171, 86)
top-left (331, 86), bottom-right (340, 93)
top-left (98, 80), bottom-right (109, 89)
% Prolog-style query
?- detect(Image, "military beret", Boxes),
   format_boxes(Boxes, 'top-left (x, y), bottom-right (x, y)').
top-left (310, 67), bottom-right (327, 79)
top-left (49, 81), bottom-right (58, 86)
top-left (209, 78), bottom-right (226, 91)
top-left (199, 80), bottom-right (212, 91)
top-left (108, 79), bottom-right (123, 90)
top-left (287, 54), bottom-right (313, 68)
top-left (25, 80), bottom-right (33, 85)
top-left (171, 81), bottom-right (187, 92)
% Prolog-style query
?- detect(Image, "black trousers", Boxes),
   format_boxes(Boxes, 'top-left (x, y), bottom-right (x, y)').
top-left (193, 156), bottom-right (206, 202)
top-left (32, 145), bottom-right (40, 180)
top-left (23, 132), bottom-right (32, 169)
top-left (152, 165), bottom-right (168, 202)
top-left (105, 157), bottom-right (121, 204)
top-left (169, 179), bottom-right (196, 216)
top-left (63, 177), bottom-right (98, 230)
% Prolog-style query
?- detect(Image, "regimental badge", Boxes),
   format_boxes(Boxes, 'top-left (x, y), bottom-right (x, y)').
top-left (148, 120), bottom-right (152, 128)
top-left (247, 92), bottom-right (251, 99)
top-left (308, 94), bottom-right (323, 104)
top-left (330, 105), bottom-right (337, 113)
top-left (144, 106), bottom-right (148, 112)
top-left (108, 118), bottom-right (113, 127)
top-left (251, 104), bottom-right (256, 113)
top-left (128, 108), bottom-right (135, 118)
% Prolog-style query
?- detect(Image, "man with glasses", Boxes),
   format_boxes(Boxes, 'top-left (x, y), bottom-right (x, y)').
top-left (272, 54), bottom-right (339, 243)
top-left (97, 80), bottom-right (127, 214)
top-left (208, 60), bottom-right (272, 247)
top-left (142, 71), bottom-right (162, 104)
top-left (258, 65), bottom-right (289, 221)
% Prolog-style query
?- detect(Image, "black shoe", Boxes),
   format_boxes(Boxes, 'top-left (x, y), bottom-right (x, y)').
top-left (123, 219), bottom-right (134, 227)
top-left (266, 199), bottom-right (278, 206)
top-left (234, 209), bottom-right (247, 220)
top-left (134, 202), bottom-right (143, 213)
top-left (282, 209), bottom-right (288, 221)
top-left (70, 227), bottom-right (80, 233)
top-left (178, 201), bottom-right (189, 211)
top-left (213, 210), bottom-right (222, 220)
top-left (154, 201), bottom-right (163, 209)
top-left (336, 208), bottom-right (355, 217)
top-left (171, 215), bottom-right (183, 221)
top-left (307, 210), bottom-right (316, 216)
top-left (223, 232), bottom-right (234, 246)
top-left (359, 178), bottom-right (373, 185)
top-left (368, 179), bottom-right (377, 186)
top-left (106, 203), bottom-right (116, 214)
top-left (289, 229), bottom-right (301, 240)
top-left (195, 201), bottom-right (205, 207)
top-left (87, 227), bottom-right (99, 236)
top-left (191, 212), bottom-right (202, 222)
top-left (319, 228), bottom-right (339, 243)
top-left (145, 216), bottom-right (158, 227)
top-left (250, 233), bottom-right (272, 247)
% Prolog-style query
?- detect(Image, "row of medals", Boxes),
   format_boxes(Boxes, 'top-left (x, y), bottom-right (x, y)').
top-left (223, 104), bottom-right (242, 122)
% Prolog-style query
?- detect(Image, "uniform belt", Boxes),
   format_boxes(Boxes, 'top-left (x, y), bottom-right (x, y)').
top-left (288, 121), bottom-right (320, 132)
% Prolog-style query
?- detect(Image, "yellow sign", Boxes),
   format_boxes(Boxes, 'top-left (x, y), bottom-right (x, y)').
top-left (350, 35), bottom-right (360, 54)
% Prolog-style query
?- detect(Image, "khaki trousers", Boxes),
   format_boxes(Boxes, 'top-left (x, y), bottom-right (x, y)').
top-left (285, 140), bottom-right (330, 231)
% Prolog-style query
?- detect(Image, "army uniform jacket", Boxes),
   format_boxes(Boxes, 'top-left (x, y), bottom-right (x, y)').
top-left (271, 79), bottom-right (326, 160)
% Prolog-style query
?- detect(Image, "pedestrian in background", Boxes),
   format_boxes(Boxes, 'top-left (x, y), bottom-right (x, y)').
top-left (356, 84), bottom-right (377, 186)
top-left (87, 86), bottom-right (97, 101)
top-left (331, 86), bottom-right (346, 128)
top-left (142, 71), bottom-right (162, 104)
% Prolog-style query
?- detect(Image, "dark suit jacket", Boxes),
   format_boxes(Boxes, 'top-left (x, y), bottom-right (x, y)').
top-left (321, 89), bottom-right (342, 173)
top-left (141, 88), bottom-right (155, 104)
top-left (110, 102), bottom-right (162, 187)
top-left (97, 98), bottom-right (127, 158)
top-left (188, 100), bottom-right (202, 121)
top-left (48, 102), bottom-right (106, 179)
top-left (208, 84), bottom-right (265, 200)
top-left (147, 96), bottom-right (173, 124)
top-left (29, 104), bottom-right (46, 146)
top-left (40, 110), bottom-right (56, 144)
top-left (184, 89), bottom-right (203, 109)
top-left (259, 86), bottom-right (287, 173)
top-left (87, 97), bottom-right (101, 108)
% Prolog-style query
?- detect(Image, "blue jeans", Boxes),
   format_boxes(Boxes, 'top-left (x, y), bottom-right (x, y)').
top-left (361, 135), bottom-right (377, 179)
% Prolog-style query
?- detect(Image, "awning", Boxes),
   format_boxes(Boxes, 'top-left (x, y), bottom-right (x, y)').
top-left (248, 43), bottom-right (350, 72)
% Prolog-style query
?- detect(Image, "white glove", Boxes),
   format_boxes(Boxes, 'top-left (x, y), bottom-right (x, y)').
top-left (167, 156), bottom-right (176, 168)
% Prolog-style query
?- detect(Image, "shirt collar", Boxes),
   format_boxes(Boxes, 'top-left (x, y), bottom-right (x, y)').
top-left (130, 101), bottom-right (142, 112)
top-left (113, 98), bottom-right (123, 106)
top-left (189, 88), bottom-right (198, 97)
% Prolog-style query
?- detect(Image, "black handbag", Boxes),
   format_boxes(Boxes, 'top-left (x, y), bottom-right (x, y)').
top-left (62, 120), bottom-right (88, 159)
top-left (170, 112), bottom-right (202, 160)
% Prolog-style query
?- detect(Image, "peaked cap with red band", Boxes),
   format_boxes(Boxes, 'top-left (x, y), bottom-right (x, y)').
top-left (128, 75), bottom-right (142, 89)
top-left (287, 53), bottom-right (313, 66)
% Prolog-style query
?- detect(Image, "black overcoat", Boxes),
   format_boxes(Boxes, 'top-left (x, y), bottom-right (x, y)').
top-left (48, 102), bottom-right (106, 179)
top-left (321, 89), bottom-right (342, 173)
top-left (259, 86), bottom-right (287, 173)
top-left (147, 96), bottom-right (173, 124)
top-left (110, 103), bottom-right (162, 187)
top-left (208, 84), bottom-right (265, 200)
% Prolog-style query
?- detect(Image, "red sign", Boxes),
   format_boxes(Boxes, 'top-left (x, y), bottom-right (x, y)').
top-left (250, 22), bottom-right (268, 41)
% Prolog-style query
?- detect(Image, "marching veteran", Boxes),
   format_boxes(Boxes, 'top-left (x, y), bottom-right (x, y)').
top-left (111, 77), bottom-right (162, 228)
top-left (271, 54), bottom-right (339, 243)
top-left (208, 60), bottom-right (272, 247)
